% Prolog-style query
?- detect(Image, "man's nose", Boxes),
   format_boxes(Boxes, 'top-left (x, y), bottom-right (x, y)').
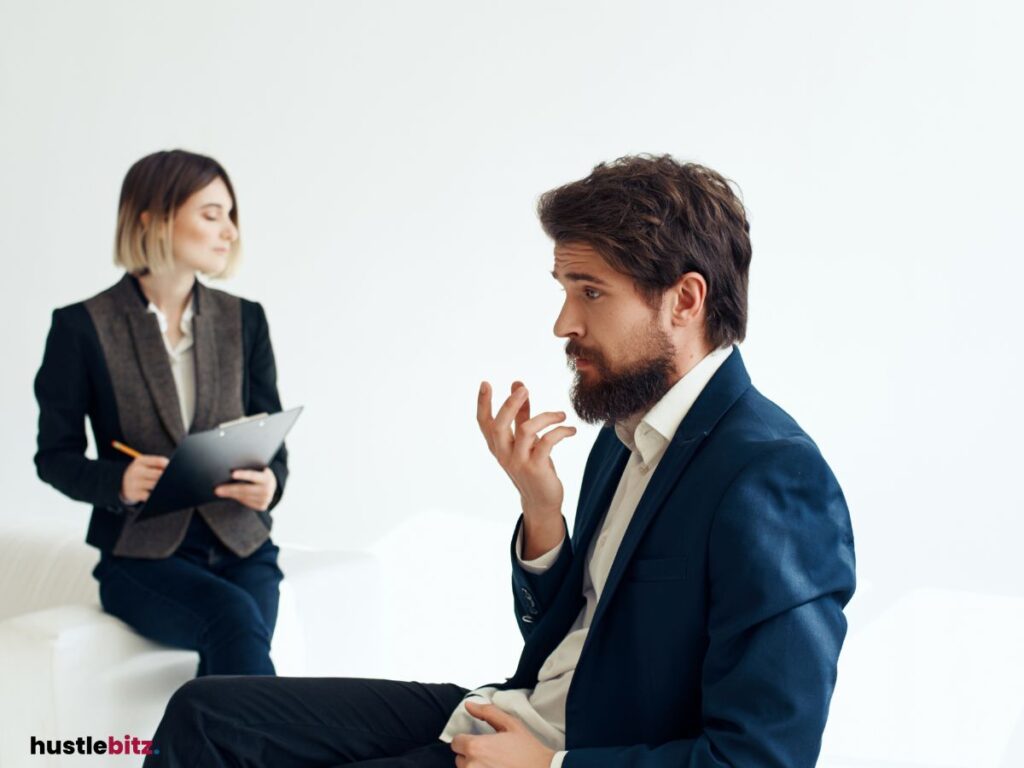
top-left (554, 300), bottom-right (582, 338)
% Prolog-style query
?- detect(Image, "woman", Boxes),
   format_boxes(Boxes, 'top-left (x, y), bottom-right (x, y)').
top-left (34, 149), bottom-right (287, 676)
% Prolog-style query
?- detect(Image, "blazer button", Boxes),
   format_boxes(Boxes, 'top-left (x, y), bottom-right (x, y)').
top-left (521, 615), bottom-right (535, 624)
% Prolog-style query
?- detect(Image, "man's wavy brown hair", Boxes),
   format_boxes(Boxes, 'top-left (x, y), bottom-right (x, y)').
top-left (538, 154), bottom-right (751, 349)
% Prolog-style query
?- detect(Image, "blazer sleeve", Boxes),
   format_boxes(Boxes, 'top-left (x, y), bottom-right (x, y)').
top-left (510, 514), bottom-right (573, 640)
top-left (510, 427), bottom-right (616, 641)
top-left (564, 440), bottom-right (856, 768)
top-left (34, 307), bottom-right (126, 510)
top-left (244, 300), bottom-right (288, 511)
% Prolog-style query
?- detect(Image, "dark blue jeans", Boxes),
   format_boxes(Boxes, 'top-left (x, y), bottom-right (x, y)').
top-left (93, 513), bottom-right (283, 676)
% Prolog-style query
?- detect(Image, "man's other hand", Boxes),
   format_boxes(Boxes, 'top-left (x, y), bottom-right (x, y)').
top-left (451, 701), bottom-right (556, 768)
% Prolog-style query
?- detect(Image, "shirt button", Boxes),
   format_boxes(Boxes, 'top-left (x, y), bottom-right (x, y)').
top-left (639, 464), bottom-right (650, 474)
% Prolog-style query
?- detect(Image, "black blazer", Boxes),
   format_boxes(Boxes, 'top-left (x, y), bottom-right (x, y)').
top-left (505, 348), bottom-right (855, 767)
top-left (34, 275), bottom-right (288, 553)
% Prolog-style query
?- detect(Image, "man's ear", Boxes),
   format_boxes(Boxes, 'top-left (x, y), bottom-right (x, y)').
top-left (668, 272), bottom-right (708, 328)
top-left (139, 210), bottom-right (151, 230)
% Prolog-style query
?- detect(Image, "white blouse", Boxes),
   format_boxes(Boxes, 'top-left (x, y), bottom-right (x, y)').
top-left (145, 296), bottom-right (196, 433)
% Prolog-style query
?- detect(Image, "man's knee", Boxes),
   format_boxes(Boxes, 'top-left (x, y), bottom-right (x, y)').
top-left (147, 678), bottom-right (238, 766)
top-left (162, 677), bottom-right (229, 730)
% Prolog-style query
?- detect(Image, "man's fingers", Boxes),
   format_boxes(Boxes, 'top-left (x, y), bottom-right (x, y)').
top-left (139, 455), bottom-right (169, 468)
top-left (451, 735), bottom-right (476, 768)
top-left (464, 700), bottom-right (517, 732)
top-left (450, 734), bottom-right (471, 755)
top-left (476, 381), bottom-right (494, 433)
top-left (532, 426), bottom-right (578, 463)
top-left (493, 385), bottom-right (528, 430)
top-left (519, 411), bottom-right (567, 438)
top-left (511, 380), bottom-right (531, 429)
top-left (512, 411), bottom-right (567, 462)
top-left (491, 386), bottom-right (528, 455)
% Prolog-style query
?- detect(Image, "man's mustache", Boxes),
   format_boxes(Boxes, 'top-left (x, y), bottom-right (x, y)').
top-left (565, 341), bottom-right (608, 371)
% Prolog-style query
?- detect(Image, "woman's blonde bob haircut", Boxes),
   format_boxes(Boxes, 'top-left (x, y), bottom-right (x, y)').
top-left (114, 149), bottom-right (241, 278)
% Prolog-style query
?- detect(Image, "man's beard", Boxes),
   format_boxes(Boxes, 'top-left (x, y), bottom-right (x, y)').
top-left (566, 324), bottom-right (676, 425)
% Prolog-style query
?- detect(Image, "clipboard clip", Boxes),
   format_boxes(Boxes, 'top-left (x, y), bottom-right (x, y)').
top-left (217, 413), bottom-right (269, 429)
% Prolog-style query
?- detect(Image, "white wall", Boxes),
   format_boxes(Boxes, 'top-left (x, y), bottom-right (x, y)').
top-left (2, 1), bottom-right (1022, 765)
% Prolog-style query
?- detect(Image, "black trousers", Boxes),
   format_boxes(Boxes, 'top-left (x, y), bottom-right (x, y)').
top-left (94, 514), bottom-right (282, 676)
top-left (143, 677), bottom-right (469, 767)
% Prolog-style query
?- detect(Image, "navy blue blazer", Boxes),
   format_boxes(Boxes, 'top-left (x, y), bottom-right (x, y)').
top-left (504, 348), bottom-right (855, 767)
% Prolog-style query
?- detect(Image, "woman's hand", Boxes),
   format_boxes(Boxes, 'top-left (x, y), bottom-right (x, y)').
top-left (214, 468), bottom-right (277, 511)
top-left (120, 454), bottom-right (170, 504)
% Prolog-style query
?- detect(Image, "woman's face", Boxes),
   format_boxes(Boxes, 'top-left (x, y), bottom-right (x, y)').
top-left (170, 177), bottom-right (238, 275)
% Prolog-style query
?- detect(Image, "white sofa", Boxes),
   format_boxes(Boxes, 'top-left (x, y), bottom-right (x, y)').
top-left (8, 511), bottom-right (1022, 768)
top-left (0, 519), bottom-right (382, 768)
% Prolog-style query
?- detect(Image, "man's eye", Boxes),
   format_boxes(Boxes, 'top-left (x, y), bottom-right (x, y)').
top-left (203, 215), bottom-right (218, 222)
top-left (583, 287), bottom-right (602, 300)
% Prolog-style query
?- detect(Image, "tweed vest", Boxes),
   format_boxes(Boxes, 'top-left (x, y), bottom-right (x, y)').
top-left (84, 274), bottom-right (271, 559)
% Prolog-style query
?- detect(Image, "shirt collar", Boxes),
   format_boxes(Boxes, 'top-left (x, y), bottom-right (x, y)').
top-left (127, 272), bottom-right (201, 316)
top-left (146, 295), bottom-right (195, 337)
top-left (614, 345), bottom-right (734, 466)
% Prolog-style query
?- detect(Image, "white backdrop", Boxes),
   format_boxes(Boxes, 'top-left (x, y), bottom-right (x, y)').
top-left (2, 1), bottom-right (1022, 765)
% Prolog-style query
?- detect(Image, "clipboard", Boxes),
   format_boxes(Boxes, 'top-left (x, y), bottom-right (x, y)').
top-left (135, 406), bottom-right (303, 520)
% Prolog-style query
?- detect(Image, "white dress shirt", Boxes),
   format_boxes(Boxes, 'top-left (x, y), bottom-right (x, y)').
top-left (146, 297), bottom-right (196, 433)
top-left (440, 346), bottom-right (733, 767)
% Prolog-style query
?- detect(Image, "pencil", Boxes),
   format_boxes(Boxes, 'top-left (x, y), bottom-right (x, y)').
top-left (111, 440), bottom-right (142, 459)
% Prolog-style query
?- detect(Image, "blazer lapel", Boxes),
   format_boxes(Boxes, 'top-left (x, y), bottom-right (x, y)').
top-left (506, 435), bottom-right (628, 689)
top-left (190, 282), bottom-right (220, 433)
top-left (125, 306), bottom-right (187, 445)
top-left (572, 436), bottom-right (630, 555)
top-left (586, 433), bottom-right (708, 632)
top-left (587, 347), bottom-right (754, 633)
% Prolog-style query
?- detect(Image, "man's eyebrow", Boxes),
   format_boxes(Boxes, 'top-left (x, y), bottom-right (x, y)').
top-left (200, 203), bottom-right (225, 209)
top-left (550, 270), bottom-right (610, 286)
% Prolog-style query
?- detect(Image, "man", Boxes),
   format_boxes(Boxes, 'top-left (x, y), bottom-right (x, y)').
top-left (145, 155), bottom-right (855, 768)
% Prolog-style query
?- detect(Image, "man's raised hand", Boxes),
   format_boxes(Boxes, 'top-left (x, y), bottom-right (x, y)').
top-left (477, 380), bottom-right (576, 558)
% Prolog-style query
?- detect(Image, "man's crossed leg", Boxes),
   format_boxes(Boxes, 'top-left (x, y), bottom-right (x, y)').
top-left (147, 677), bottom-right (468, 767)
